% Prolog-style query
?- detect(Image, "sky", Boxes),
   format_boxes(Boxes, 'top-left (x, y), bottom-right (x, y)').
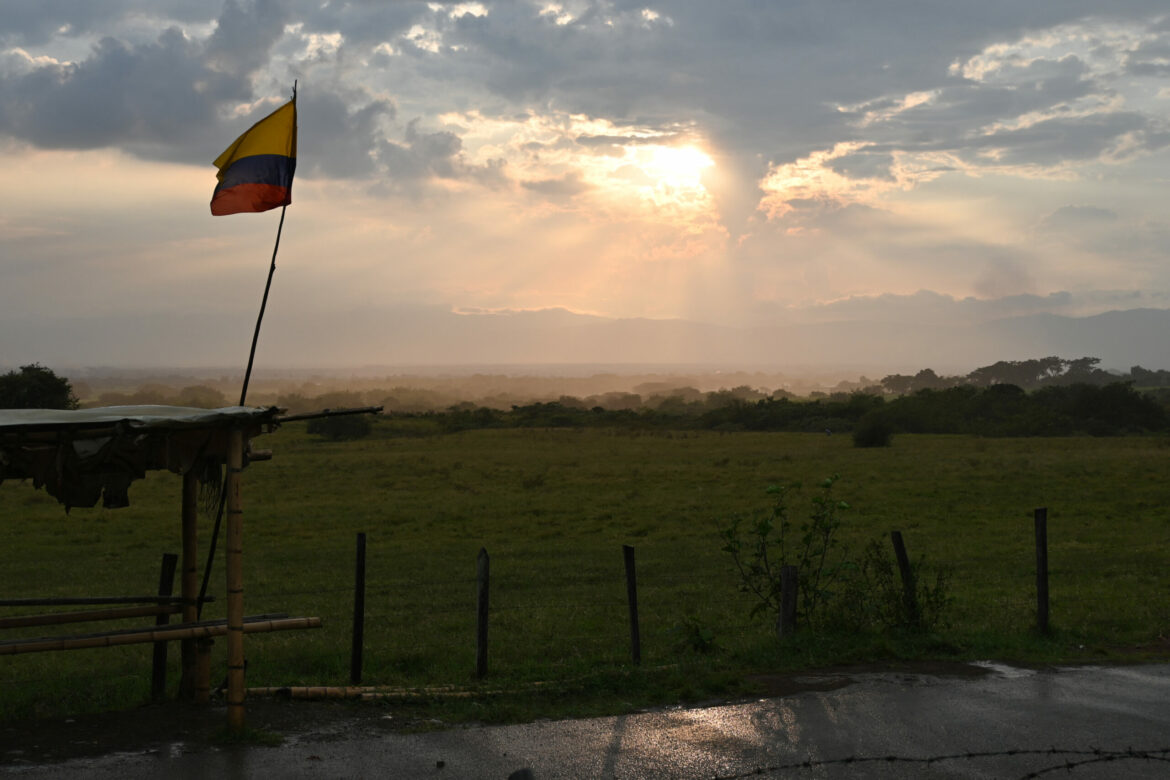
top-left (2, 1), bottom-right (1170, 372)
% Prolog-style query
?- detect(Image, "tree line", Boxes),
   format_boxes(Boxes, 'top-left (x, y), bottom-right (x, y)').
top-left (5, 358), bottom-right (1170, 438)
top-left (425, 380), bottom-right (1167, 438)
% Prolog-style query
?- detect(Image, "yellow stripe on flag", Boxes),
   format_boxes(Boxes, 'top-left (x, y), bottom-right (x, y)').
top-left (213, 101), bottom-right (297, 181)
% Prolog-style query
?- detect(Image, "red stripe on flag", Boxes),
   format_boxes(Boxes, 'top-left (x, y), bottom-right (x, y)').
top-left (210, 183), bottom-right (291, 216)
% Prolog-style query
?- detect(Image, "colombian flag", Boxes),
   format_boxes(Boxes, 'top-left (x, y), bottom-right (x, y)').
top-left (210, 100), bottom-right (297, 216)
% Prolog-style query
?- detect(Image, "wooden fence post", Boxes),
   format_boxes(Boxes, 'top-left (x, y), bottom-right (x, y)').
top-left (351, 532), bottom-right (367, 685)
top-left (778, 565), bottom-right (798, 637)
top-left (476, 547), bottom-right (490, 679)
top-left (151, 552), bottom-right (178, 700)
top-left (1034, 508), bottom-right (1049, 635)
top-left (623, 545), bottom-right (641, 664)
top-left (890, 531), bottom-right (920, 627)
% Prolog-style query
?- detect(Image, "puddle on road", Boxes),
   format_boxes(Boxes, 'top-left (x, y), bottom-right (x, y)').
top-left (970, 661), bottom-right (1037, 678)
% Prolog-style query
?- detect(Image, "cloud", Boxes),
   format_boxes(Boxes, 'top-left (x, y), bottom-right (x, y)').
top-left (1038, 204), bottom-right (1119, 231)
top-left (0, 1), bottom-right (298, 161)
top-left (520, 171), bottom-right (590, 197)
top-left (204, 0), bottom-right (288, 74)
top-left (296, 89), bottom-right (395, 179)
top-left (4, 1), bottom-right (1170, 372)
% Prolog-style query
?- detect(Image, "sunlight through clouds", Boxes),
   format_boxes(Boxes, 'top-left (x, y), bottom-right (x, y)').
top-left (3, 1), bottom-right (1170, 369)
top-left (439, 109), bottom-right (722, 235)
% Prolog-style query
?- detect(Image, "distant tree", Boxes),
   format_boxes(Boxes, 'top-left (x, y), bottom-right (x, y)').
top-left (1059, 357), bottom-right (1108, 385)
top-left (913, 368), bottom-right (951, 390)
top-left (177, 385), bottom-right (228, 409)
top-left (0, 364), bottom-right (79, 410)
top-left (1129, 365), bottom-right (1170, 387)
top-left (880, 374), bottom-right (916, 395)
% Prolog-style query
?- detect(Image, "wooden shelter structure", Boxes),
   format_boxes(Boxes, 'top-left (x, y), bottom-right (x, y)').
top-left (0, 405), bottom-right (319, 730)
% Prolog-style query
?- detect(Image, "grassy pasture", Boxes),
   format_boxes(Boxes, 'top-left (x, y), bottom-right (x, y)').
top-left (1, 422), bottom-right (1168, 723)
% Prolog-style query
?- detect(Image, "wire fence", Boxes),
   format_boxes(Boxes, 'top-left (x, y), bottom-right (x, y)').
top-left (0, 503), bottom-right (1166, 707)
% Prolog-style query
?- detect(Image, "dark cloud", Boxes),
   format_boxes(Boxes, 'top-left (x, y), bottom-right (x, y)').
top-left (0, 1), bottom-right (294, 162)
top-left (373, 117), bottom-right (506, 191)
top-left (296, 89), bottom-right (395, 178)
top-left (2, 0), bottom-right (1168, 188)
top-left (204, 0), bottom-right (289, 75)
top-left (0, 0), bottom-right (207, 46)
top-left (970, 112), bottom-right (1162, 165)
top-left (0, 28), bottom-right (244, 155)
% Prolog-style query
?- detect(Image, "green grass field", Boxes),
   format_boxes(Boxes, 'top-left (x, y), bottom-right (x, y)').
top-left (2, 422), bottom-right (1168, 723)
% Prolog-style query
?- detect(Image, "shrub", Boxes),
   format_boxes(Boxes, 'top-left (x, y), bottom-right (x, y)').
top-left (719, 477), bottom-right (851, 626)
top-left (306, 413), bottom-right (373, 441)
top-left (852, 412), bottom-right (894, 447)
top-left (829, 538), bottom-right (951, 633)
top-left (720, 478), bottom-right (949, 634)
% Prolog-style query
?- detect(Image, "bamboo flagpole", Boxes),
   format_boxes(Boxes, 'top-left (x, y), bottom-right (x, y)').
top-left (237, 79), bottom-right (297, 406)
top-left (238, 203), bottom-right (286, 405)
top-left (197, 80), bottom-right (299, 618)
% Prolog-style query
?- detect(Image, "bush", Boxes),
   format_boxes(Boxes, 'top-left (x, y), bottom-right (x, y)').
top-left (852, 412), bottom-right (894, 447)
top-left (720, 478), bottom-right (949, 634)
top-left (720, 477), bottom-right (851, 626)
top-left (306, 414), bottom-right (373, 441)
top-left (829, 538), bottom-right (951, 632)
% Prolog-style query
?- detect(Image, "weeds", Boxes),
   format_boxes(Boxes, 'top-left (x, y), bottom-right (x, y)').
top-left (721, 477), bottom-right (950, 634)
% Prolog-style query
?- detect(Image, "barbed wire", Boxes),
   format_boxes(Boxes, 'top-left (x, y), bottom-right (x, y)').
top-left (709, 746), bottom-right (1170, 779)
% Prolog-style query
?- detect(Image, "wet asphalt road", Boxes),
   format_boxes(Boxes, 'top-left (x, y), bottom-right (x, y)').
top-left (4, 662), bottom-right (1169, 779)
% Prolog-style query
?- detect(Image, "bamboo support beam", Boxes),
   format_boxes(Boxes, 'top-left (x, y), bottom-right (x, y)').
top-left (0, 596), bottom-right (201, 607)
top-left (0, 616), bottom-right (320, 655)
top-left (0, 605), bottom-right (181, 630)
top-left (226, 428), bottom-right (246, 731)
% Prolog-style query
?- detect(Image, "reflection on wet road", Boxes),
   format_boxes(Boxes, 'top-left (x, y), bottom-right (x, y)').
top-left (6, 663), bottom-right (1170, 778)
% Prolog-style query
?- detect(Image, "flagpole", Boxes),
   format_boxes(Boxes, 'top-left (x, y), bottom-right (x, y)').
top-left (197, 81), bottom-right (297, 617)
top-left (238, 80), bottom-right (296, 407)
top-left (238, 204), bottom-right (286, 406)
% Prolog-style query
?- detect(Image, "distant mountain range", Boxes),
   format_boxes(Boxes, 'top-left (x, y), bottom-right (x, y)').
top-left (5, 305), bottom-right (1169, 375)
top-left (258, 304), bottom-right (1170, 373)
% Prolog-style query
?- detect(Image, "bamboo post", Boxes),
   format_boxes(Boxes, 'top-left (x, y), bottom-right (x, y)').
top-left (1035, 507), bottom-right (1049, 635)
top-left (180, 471), bottom-right (198, 699)
top-left (622, 545), bottom-right (641, 664)
top-left (476, 548), bottom-right (489, 679)
top-left (351, 532), bottom-right (367, 685)
top-left (195, 639), bottom-right (212, 704)
top-left (225, 429), bottom-right (245, 730)
top-left (151, 553), bottom-right (178, 700)
top-left (778, 565), bottom-right (798, 637)
top-left (890, 530), bottom-right (920, 627)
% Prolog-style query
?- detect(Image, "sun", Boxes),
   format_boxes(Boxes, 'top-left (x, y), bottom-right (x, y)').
top-left (637, 144), bottom-right (715, 190)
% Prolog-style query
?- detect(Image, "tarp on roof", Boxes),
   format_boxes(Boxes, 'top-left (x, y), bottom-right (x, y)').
top-left (0, 405), bottom-right (278, 433)
top-left (0, 405), bottom-right (281, 511)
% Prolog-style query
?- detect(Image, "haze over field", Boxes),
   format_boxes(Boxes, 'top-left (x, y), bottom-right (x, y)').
top-left (3, 2), bottom-right (1170, 373)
